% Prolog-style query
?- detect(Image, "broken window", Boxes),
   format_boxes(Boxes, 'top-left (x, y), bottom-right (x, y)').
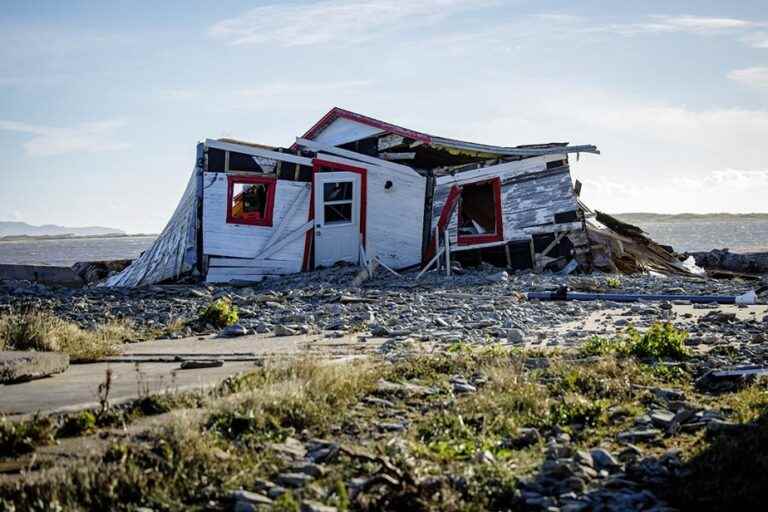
top-left (323, 181), bottom-right (354, 224)
top-left (458, 178), bottom-right (503, 244)
top-left (226, 176), bottom-right (276, 226)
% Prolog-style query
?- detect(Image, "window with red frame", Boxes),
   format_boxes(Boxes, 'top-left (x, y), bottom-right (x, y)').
top-left (226, 176), bottom-right (276, 226)
top-left (457, 178), bottom-right (503, 245)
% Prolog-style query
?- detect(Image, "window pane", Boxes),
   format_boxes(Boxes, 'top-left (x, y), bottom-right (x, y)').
top-left (323, 181), bottom-right (353, 202)
top-left (232, 183), bottom-right (268, 219)
top-left (324, 203), bottom-right (352, 224)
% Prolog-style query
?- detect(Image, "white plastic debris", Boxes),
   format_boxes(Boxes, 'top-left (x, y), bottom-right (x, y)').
top-left (682, 256), bottom-right (706, 276)
top-left (735, 290), bottom-right (758, 305)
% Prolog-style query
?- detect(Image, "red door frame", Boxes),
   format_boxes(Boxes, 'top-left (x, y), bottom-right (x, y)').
top-left (457, 177), bottom-right (504, 246)
top-left (302, 158), bottom-right (368, 271)
top-left (422, 177), bottom-right (504, 265)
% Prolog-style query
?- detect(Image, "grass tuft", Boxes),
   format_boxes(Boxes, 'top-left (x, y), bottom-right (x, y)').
top-left (0, 311), bottom-right (134, 362)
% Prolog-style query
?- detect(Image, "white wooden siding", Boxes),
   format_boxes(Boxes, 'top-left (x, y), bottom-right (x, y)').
top-left (363, 164), bottom-right (426, 269)
top-left (431, 154), bottom-right (577, 244)
top-left (202, 172), bottom-right (309, 283)
top-left (313, 117), bottom-right (384, 146)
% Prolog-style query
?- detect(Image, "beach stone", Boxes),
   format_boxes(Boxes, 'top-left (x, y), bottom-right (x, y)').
top-left (301, 501), bottom-right (337, 512)
top-left (219, 323), bottom-right (248, 337)
top-left (0, 351), bottom-right (69, 383)
top-left (276, 472), bottom-right (314, 488)
top-left (590, 448), bottom-right (621, 472)
top-left (229, 490), bottom-right (272, 511)
top-left (273, 325), bottom-right (299, 337)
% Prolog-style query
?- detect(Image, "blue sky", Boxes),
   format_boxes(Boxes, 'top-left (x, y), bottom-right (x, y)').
top-left (1, 0), bottom-right (767, 233)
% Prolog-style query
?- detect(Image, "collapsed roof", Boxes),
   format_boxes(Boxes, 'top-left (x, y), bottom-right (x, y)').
top-left (293, 107), bottom-right (600, 175)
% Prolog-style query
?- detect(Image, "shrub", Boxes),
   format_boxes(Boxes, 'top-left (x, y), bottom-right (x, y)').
top-left (0, 415), bottom-right (56, 456)
top-left (580, 322), bottom-right (689, 360)
top-left (199, 298), bottom-right (239, 328)
top-left (59, 410), bottom-right (97, 438)
top-left (627, 322), bottom-right (688, 359)
top-left (606, 277), bottom-right (622, 288)
top-left (580, 335), bottom-right (629, 357)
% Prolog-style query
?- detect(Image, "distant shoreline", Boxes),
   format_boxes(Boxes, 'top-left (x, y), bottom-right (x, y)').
top-left (0, 233), bottom-right (157, 243)
top-left (614, 212), bottom-right (768, 224)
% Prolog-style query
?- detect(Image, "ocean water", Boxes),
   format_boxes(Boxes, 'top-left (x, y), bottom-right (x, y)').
top-left (634, 220), bottom-right (768, 253)
top-left (0, 220), bottom-right (766, 267)
top-left (0, 236), bottom-right (156, 266)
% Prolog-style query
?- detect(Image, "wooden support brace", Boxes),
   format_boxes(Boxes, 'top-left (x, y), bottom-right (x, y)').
top-left (416, 248), bottom-right (445, 280)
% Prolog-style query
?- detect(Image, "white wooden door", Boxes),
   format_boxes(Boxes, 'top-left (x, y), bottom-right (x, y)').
top-left (314, 171), bottom-right (361, 267)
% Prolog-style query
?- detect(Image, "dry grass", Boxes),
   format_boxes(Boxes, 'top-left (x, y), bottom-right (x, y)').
top-left (0, 311), bottom-right (136, 362)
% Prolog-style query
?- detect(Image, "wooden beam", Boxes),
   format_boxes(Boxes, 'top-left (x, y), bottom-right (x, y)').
top-left (380, 152), bottom-right (416, 161)
top-left (522, 221), bottom-right (583, 235)
top-left (378, 134), bottom-right (405, 151)
top-left (295, 137), bottom-right (415, 173)
top-left (206, 139), bottom-right (312, 166)
top-left (256, 220), bottom-right (314, 261)
top-left (416, 247), bottom-right (445, 279)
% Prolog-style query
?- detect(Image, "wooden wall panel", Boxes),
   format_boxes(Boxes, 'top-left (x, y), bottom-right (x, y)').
top-left (430, 154), bottom-right (578, 244)
top-left (202, 172), bottom-right (309, 283)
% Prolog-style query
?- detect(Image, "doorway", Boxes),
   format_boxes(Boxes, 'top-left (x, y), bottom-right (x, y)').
top-left (312, 161), bottom-right (366, 268)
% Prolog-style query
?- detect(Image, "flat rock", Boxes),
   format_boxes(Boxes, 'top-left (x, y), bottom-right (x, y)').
top-left (229, 490), bottom-right (272, 511)
top-left (219, 324), bottom-right (248, 337)
top-left (0, 351), bottom-right (69, 384)
top-left (301, 500), bottom-right (338, 512)
top-left (276, 472), bottom-right (314, 488)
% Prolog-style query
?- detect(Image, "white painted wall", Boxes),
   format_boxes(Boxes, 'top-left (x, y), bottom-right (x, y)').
top-left (314, 117), bottom-right (384, 146)
top-left (202, 172), bottom-right (310, 282)
top-left (363, 164), bottom-right (426, 269)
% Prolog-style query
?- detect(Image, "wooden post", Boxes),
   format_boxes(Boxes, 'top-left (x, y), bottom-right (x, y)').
top-left (434, 225), bottom-right (440, 272)
top-left (529, 238), bottom-right (537, 273)
top-left (444, 229), bottom-right (451, 276)
top-left (504, 243), bottom-right (512, 268)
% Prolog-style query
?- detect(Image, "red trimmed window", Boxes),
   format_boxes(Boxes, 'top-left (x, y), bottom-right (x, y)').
top-left (457, 177), bottom-right (503, 245)
top-left (226, 176), bottom-right (276, 226)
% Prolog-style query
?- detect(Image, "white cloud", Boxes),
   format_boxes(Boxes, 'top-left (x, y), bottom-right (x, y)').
top-left (0, 119), bottom-right (130, 156)
top-left (209, 0), bottom-right (491, 47)
top-left (589, 15), bottom-right (760, 36)
top-left (742, 31), bottom-right (768, 48)
top-left (727, 66), bottom-right (768, 88)
top-left (644, 15), bottom-right (756, 33)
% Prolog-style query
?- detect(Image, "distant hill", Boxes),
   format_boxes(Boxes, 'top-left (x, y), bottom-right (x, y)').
top-left (0, 221), bottom-right (125, 238)
top-left (614, 213), bottom-right (768, 225)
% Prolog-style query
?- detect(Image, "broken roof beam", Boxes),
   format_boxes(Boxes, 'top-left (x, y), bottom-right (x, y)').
top-left (295, 137), bottom-right (416, 173)
top-left (430, 137), bottom-right (600, 157)
top-left (205, 139), bottom-right (313, 167)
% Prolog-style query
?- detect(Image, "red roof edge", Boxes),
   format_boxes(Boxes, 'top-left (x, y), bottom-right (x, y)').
top-left (290, 107), bottom-right (432, 150)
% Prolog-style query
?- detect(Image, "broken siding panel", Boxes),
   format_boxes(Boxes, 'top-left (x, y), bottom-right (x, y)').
top-left (103, 169), bottom-right (199, 287)
top-left (364, 164), bottom-right (427, 269)
top-left (430, 155), bottom-right (578, 245)
top-left (313, 117), bottom-right (385, 146)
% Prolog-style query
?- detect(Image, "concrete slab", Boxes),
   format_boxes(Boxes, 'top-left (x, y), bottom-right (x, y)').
top-left (0, 351), bottom-right (69, 384)
top-left (0, 332), bottom-right (382, 420)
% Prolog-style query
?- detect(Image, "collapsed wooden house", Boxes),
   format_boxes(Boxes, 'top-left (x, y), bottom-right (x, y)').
top-left (105, 107), bottom-right (691, 287)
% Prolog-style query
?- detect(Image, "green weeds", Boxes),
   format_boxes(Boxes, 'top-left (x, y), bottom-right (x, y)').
top-left (198, 298), bottom-right (239, 328)
top-left (580, 322), bottom-right (689, 360)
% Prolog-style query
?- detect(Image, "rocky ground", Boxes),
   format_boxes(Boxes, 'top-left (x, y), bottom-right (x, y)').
top-left (1, 264), bottom-right (766, 345)
top-left (1, 266), bottom-right (768, 511)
